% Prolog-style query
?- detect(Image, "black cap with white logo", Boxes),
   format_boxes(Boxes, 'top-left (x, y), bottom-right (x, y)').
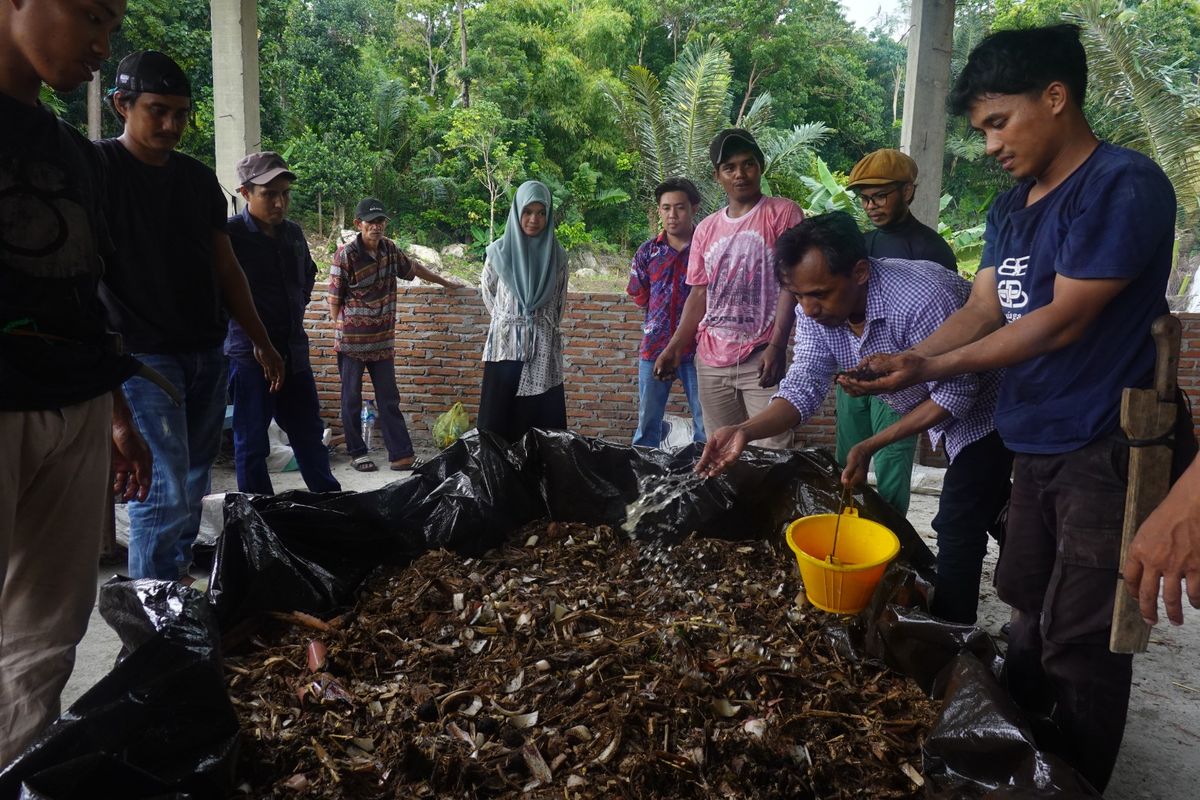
top-left (355, 198), bottom-right (389, 223)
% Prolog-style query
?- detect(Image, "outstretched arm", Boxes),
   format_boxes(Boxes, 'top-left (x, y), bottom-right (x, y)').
top-left (695, 399), bottom-right (803, 477)
top-left (842, 271), bottom-right (1129, 395)
top-left (840, 399), bottom-right (950, 488)
top-left (1125, 453), bottom-right (1200, 626)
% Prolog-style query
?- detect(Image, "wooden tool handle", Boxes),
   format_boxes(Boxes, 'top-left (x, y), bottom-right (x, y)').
top-left (1111, 314), bottom-right (1181, 653)
top-left (1151, 314), bottom-right (1182, 401)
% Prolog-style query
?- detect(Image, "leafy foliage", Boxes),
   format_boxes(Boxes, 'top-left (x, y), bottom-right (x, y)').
top-left (1068, 0), bottom-right (1200, 228)
top-left (46, 0), bottom-right (1199, 266)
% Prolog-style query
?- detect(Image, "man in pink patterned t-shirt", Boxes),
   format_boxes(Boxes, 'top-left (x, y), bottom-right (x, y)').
top-left (654, 129), bottom-right (804, 449)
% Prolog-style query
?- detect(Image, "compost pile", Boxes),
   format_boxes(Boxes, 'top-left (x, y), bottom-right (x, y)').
top-left (226, 520), bottom-right (938, 799)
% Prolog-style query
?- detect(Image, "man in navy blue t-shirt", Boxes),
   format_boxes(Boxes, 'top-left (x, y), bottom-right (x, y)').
top-left (841, 25), bottom-right (1195, 791)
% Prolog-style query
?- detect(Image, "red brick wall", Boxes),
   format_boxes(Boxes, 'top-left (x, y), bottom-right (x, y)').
top-left (307, 291), bottom-right (1200, 463)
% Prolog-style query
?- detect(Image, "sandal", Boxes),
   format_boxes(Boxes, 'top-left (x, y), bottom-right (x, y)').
top-left (352, 456), bottom-right (378, 472)
top-left (390, 456), bottom-right (422, 471)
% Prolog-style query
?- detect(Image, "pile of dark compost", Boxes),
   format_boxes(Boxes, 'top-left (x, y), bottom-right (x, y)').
top-left (228, 521), bottom-right (936, 798)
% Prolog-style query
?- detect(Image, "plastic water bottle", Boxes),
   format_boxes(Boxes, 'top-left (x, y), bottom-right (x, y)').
top-left (361, 400), bottom-right (376, 450)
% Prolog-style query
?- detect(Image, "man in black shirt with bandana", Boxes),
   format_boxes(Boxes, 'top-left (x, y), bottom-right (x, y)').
top-left (95, 50), bottom-right (283, 581)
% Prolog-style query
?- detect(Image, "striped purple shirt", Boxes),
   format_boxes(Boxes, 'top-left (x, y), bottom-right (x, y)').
top-left (774, 257), bottom-right (1000, 462)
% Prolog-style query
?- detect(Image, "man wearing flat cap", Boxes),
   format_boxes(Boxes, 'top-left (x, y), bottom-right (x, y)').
top-left (835, 148), bottom-right (961, 514)
top-left (329, 198), bottom-right (462, 472)
top-left (95, 51), bottom-right (284, 581)
top-left (225, 152), bottom-right (341, 495)
top-left (654, 128), bottom-right (804, 449)
top-left (847, 148), bottom-right (957, 271)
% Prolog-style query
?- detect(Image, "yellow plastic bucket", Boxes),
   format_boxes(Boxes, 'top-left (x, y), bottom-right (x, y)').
top-left (785, 508), bottom-right (900, 614)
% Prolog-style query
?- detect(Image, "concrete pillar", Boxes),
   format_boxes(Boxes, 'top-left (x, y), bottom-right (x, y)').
top-left (900, 0), bottom-right (956, 229)
top-left (210, 0), bottom-right (261, 213)
top-left (87, 72), bottom-right (102, 140)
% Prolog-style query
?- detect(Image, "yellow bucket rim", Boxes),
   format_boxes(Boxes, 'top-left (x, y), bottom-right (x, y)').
top-left (785, 511), bottom-right (900, 573)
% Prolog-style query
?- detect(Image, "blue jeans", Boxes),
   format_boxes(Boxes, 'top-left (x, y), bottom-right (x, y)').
top-left (633, 359), bottom-right (705, 449)
top-left (229, 358), bottom-right (341, 495)
top-left (123, 348), bottom-right (227, 580)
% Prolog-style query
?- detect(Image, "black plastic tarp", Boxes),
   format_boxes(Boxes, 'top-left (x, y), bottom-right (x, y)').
top-left (0, 429), bottom-right (1096, 798)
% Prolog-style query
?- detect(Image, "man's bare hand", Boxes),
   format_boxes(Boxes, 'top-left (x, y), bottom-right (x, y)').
top-left (653, 346), bottom-right (681, 383)
top-left (837, 352), bottom-right (928, 395)
top-left (112, 421), bottom-right (152, 502)
top-left (255, 342), bottom-right (286, 392)
top-left (1124, 464), bottom-right (1200, 626)
top-left (840, 441), bottom-right (875, 489)
top-left (757, 344), bottom-right (787, 388)
top-left (695, 426), bottom-right (749, 478)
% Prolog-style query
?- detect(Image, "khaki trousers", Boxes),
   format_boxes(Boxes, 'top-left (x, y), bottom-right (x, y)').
top-left (695, 349), bottom-right (796, 450)
top-left (0, 394), bottom-right (111, 765)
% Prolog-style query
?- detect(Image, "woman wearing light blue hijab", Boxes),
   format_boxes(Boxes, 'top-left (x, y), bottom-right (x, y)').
top-left (478, 181), bottom-right (569, 443)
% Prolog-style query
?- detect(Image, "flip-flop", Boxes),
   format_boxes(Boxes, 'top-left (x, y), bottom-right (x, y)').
top-left (390, 456), bottom-right (422, 471)
top-left (352, 456), bottom-right (378, 472)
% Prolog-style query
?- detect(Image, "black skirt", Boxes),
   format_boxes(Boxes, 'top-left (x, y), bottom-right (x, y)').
top-left (477, 360), bottom-right (567, 444)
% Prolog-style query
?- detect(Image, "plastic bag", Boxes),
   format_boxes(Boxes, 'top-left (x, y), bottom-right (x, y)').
top-left (432, 402), bottom-right (470, 449)
top-left (8, 429), bottom-right (1097, 798)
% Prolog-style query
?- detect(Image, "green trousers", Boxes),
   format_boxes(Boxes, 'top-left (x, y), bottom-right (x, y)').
top-left (834, 387), bottom-right (916, 515)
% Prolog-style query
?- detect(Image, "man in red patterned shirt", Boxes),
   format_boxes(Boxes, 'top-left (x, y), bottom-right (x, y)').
top-left (328, 198), bottom-right (461, 471)
top-left (627, 178), bottom-right (706, 448)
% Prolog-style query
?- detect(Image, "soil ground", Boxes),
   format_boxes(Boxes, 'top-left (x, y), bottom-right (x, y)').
top-left (62, 456), bottom-right (1198, 797)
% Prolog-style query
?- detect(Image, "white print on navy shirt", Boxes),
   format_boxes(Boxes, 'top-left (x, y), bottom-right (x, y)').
top-left (996, 255), bottom-right (1030, 322)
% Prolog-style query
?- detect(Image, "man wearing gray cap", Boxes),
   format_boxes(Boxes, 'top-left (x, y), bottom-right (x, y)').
top-left (95, 50), bottom-right (283, 581)
top-left (225, 152), bottom-right (341, 495)
top-left (834, 147), bottom-right (961, 515)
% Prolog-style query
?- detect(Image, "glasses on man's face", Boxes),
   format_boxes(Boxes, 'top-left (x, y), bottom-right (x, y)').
top-left (858, 186), bottom-right (900, 208)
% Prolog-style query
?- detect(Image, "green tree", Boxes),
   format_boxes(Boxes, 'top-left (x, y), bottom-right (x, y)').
top-left (1068, 0), bottom-right (1200, 300)
top-left (443, 101), bottom-right (526, 241)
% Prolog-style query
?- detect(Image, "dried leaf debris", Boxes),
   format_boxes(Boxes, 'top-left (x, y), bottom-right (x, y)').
top-left (226, 521), bottom-right (938, 798)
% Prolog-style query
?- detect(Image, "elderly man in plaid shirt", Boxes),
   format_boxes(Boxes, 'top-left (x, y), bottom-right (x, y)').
top-left (697, 211), bottom-right (1012, 625)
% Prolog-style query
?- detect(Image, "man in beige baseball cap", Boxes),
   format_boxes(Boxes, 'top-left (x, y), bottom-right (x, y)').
top-left (834, 149), bottom-right (959, 517)
top-left (846, 148), bottom-right (956, 272)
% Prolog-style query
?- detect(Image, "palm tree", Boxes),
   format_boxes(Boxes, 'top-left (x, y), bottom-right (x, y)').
top-left (1068, 0), bottom-right (1200, 306)
top-left (609, 37), bottom-right (829, 215)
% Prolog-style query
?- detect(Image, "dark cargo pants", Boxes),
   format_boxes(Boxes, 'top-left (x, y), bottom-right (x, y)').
top-left (998, 413), bottom-right (1196, 791)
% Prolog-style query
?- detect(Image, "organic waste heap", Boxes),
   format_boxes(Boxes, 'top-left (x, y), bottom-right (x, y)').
top-left (226, 520), bottom-right (937, 799)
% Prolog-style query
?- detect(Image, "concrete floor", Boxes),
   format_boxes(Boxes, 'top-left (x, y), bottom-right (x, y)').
top-left (62, 462), bottom-right (1199, 797)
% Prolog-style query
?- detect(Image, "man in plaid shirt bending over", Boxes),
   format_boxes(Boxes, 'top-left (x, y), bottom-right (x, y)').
top-left (696, 211), bottom-right (1012, 626)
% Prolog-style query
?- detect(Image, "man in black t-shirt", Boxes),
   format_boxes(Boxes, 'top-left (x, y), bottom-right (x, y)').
top-left (847, 149), bottom-right (957, 272)
top-left (96, 51), bottom-right (284, 581)
top-left (0, 0), bottom-right (152, 763)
